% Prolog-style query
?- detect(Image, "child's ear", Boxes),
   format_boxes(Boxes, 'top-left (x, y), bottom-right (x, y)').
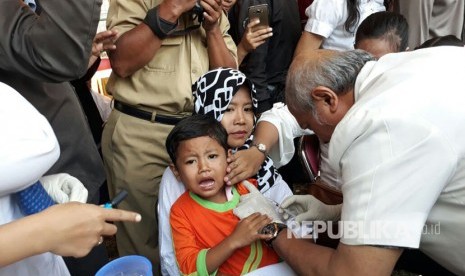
top-left (169, 163), bottom-right (181, 181)
top-left (227, 149), bottom-right (233, 158)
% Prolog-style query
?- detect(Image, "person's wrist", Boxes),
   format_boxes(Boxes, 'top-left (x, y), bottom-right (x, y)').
top-left (271, 227), bottom-right (287, 247)
top-left (237, 43), bottom-right (249, 56)
top-left (205, 21), bottom-right (221, 33)
top-left (260, 222), bottom-right (287, 248)
top-left (30, 211), bottom-right (55, 254)
top-left (251, 142), bottom-right (267, 157)
top-left (224, 235), bottom-right (240, 251)
top-left (157, 2), bottom-right (182, 22)
top-left (144, 5), bottom-right (178, 39)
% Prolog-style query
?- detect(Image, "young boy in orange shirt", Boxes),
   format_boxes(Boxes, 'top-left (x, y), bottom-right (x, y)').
top-left (166, 114), bottom-right (281, 275)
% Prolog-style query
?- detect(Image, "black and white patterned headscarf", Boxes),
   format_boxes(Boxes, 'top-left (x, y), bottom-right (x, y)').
top-left (193, 68), bottom-right (278, 192)
top-left (193, 67), bottom-right (258, 122)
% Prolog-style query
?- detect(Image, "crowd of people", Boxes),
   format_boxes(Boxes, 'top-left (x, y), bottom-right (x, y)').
top-left (1, 0), bottom-right (464, 275)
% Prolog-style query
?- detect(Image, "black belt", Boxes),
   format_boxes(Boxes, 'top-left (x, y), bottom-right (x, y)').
top-left (114, 100), bottom-right (186, 125)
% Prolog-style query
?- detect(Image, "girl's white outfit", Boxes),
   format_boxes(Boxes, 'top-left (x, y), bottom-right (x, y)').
top-left (304, 0), bottom-right (385, 50)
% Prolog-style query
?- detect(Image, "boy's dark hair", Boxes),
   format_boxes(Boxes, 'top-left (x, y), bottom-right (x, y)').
top-left (415, 35), bottom-right (465, 50)
top-left (355, 11), bottom-right (409, 52)
top-left (166, 114), bottom-right (229, 164)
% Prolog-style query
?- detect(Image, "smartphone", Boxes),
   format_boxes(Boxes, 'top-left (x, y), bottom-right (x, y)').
top-left (248, 4), bottom-right (269, 32)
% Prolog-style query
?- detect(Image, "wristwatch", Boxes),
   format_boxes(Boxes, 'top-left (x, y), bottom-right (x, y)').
top-left (252, 143), bottom-right (267, 156)
top-left (260, 222), bottom-right (287, 247)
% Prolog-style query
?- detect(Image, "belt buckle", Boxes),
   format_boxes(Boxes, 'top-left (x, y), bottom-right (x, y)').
top-left (150, 111), bottom-right (157, 122)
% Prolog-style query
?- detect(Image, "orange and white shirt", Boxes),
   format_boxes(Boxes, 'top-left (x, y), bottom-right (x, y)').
top-left (170, 183), bottom-right (279, 275)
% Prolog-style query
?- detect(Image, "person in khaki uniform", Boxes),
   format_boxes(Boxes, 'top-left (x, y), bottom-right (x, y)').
top-left (102, 0), bottom-right (237, 272)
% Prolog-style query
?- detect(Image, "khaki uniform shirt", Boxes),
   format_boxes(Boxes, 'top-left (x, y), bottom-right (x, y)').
top-left (107, 0), bottom-right (237, 115)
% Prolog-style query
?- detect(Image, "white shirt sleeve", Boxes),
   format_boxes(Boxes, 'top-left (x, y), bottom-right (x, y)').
top-left (304, 0), bottom-right (342, 38)
top-left (258, 103), bottom-right (312, 168)
top-left (0, 82), bottom-right (59, 197)
top-left (158, 167), bottom-right (186, 276)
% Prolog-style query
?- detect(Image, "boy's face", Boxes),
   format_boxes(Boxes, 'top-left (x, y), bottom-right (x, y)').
top-left (171, 136), bottom-right (229, 203)
top-left (221, 87), bottom-right (255, 148)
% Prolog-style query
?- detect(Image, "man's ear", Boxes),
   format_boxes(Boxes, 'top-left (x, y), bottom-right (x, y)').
top-left (169, 163), bottom-right (181, 181)
top-left (310, 86), bottom-right (339, 112)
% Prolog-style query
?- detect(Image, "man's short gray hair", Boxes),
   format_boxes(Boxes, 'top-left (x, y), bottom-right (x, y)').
top-left (286, 50), bottom-right (374, 112)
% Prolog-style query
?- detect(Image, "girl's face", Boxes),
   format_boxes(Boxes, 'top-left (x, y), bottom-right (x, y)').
top-left (220, 86), bottom-right (255, 148)
top-left (355, 38), bottom-right (396, 59)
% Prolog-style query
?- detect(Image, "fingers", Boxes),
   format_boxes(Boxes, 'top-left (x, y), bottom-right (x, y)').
top-left (241, 179), bottom-right (260, 194)
top-left (279, 195), bottom-right (298, 209)
top-left (295, 213), bottom-right (310, 224)
top-left (94, 30), bottom-right (118, 43)
top-left (102, 208), bottom-right (142, 223)
top-left (225, 170), bottom-right (247, 186)
top-left (247, 19), bottom-right (261, 29)
top-left (92, 30), bottom-right (118, 57)
top-left (244, 213), bottom-right (272, 231)
top-left (200, 0), bottom-right (221, 24)
top-left (101, 221), bottom-right (118, 236)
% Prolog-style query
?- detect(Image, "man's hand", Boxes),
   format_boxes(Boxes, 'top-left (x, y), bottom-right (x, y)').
top-left (158, 0), bottom-right (198, 22)
top-left (225, 148), bottom-right (265, 185)
top-left (279, 195), bottom-right (342, 223)
top-left (233, 180), bottom-right (282, 223)
top-left (40, 173), bottom-right (88, 203)
top-left (201, 0), bottom-right (222, 31)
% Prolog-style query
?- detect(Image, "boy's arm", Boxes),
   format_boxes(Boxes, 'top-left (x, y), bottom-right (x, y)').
top-left (205, 213), bottom-right (272, 273)
top-left (170, 204), bottom-right (206, 275)
top-left (171, 203), bottom-right (272, 274)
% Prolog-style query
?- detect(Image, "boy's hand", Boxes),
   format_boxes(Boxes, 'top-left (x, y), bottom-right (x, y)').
top-left (228, 213), bottom-right (272, 249)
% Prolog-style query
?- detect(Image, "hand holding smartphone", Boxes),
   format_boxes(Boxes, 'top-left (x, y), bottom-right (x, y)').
top-left (248, 4), bottom-right (269, 32)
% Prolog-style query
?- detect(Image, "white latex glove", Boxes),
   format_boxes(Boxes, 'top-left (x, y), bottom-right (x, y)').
top-left (40, 173), bottom-right (88, 203)
top-left (279, 195), bottom-right (341, 223)
top-left (233, 180), bottom-right (282, 223)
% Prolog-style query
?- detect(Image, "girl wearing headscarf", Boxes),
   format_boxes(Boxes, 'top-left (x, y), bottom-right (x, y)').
top-left (158, 68), bottom-right (292, 275)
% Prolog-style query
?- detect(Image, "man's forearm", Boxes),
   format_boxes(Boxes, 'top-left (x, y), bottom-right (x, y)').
top-left (271, 231), bottom-right (402, 275)
top-left (207, 27), bottom-right (237, 69)
top-left (109, 23), bottom-right (163, 78)
top-left (272, 232), bottom-right (334, 275)
top-left (109, 2), bottom-right (185, 78)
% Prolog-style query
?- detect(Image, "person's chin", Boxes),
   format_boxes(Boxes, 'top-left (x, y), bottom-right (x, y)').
top-left (228, 139), bottom-right (245, 148)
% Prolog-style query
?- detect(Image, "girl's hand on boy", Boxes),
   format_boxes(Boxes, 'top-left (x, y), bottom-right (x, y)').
top-left (225, 149), bottom-right (264, 185)
top-left (228, 213), bottom-right (272, 249)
